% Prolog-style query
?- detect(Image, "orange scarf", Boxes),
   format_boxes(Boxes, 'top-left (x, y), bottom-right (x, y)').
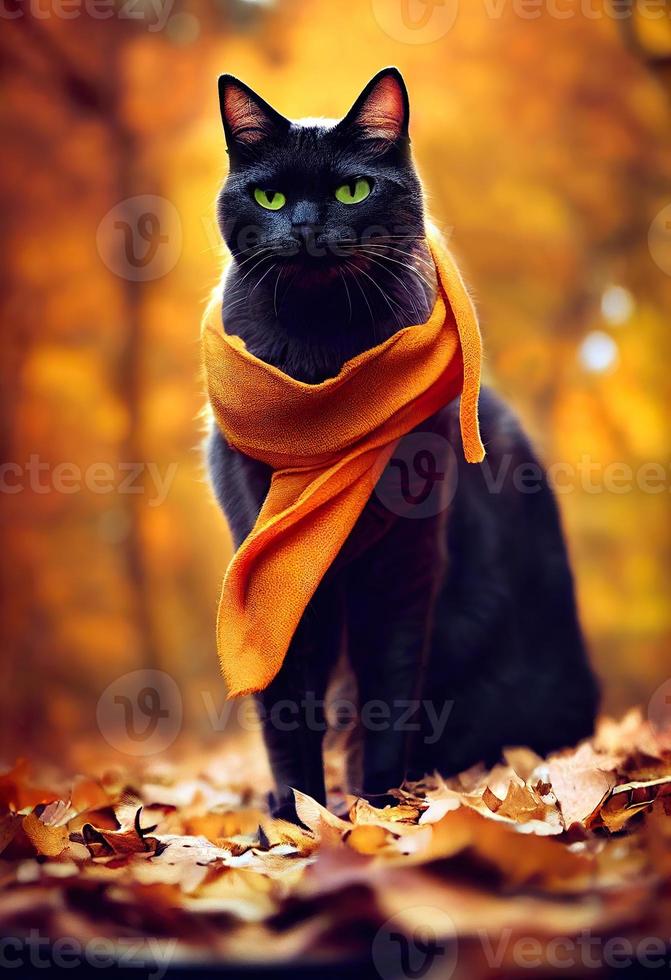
top-left (203, 229), bottom-right (485, 698)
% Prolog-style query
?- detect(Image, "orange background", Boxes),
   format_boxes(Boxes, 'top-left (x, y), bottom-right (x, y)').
top-left (1, 0), bottom-right (670, 764)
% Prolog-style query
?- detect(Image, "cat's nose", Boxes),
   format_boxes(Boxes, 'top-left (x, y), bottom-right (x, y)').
top-left (290, 201), bottom-right (320, 252)
top-left (291, 223), bottom-right (319, 252)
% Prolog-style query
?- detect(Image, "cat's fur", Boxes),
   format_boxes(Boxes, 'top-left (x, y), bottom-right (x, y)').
top-left (207, 68), bottom-right (599, 817)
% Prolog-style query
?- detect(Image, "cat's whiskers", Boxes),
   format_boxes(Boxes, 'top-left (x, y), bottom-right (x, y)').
top-left (336, 242), bottom-right (436, 288)
top-left (343, 261), bottom-right (375, 330)
top-left (223, 254), bottom-right (276, 316)
top-left (249, 262), bottom-right (277, 297)
top-left (346, 258), bottom-right (405, 330)
top-left (222, 291), bottom-right (252, 314)
top-left (235, 253), bottom-right (275, 289)
top-left (351, 242), bottom-right (437, 274)
top-left (232, 246), bottom-right (276, 272)
top-left (356, 247), bottom-right (436, 293)
top-left (356, 250), bottom-right (427, 324)
top-left (231, 237), bottom-right (286, 258)
top-left (333, 234), bottom-right (424, 244)
top-left (273, 267), bottom-right (284, 319)
top-left (337, 268), bottom-right (353, 323)
top-left (278, 266), bottom-right (299, 315)
top-left (359, 245), bottom-right (435, 290)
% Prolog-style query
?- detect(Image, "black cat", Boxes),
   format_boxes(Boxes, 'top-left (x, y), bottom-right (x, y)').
top-left (206, 67), bottom-right (599, 817)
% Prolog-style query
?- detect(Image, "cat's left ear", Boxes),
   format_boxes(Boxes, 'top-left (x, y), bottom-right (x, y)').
top-left (218, 74), bottom-right (290, 157)
top-left (337, 67), bottom-right (410, 149)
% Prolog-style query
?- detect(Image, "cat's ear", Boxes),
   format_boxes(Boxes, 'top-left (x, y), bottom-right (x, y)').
top-left (218, 74), bottom-right (290, 156)
top-left (337, 67), bottom-right (410, 149)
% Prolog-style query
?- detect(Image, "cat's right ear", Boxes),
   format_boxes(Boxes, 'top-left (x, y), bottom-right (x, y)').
top-left (337, 67), bottom-right (410, 152)
top-left (218, 75), bottom-right (289, 157)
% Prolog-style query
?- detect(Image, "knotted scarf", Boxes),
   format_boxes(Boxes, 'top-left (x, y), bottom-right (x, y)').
top-left (203, 228), bottom-right (485, 697)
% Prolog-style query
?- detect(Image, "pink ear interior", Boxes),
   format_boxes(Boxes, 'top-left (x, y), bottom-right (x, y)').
top-left (355, 75), bottom-right (406, 141)
top-left (223, 84), bottom-right (273, 145)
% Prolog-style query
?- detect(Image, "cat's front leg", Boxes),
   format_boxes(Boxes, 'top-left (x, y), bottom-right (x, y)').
top-left (346, 512), bottom-right (445, 802)
top-left (207, 427), bottom-right (343, 819)
top-left (254, 584), bottom-right (343, 819)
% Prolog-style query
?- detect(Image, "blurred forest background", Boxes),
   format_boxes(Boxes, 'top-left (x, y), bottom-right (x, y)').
top-left (1, 0), bottom-right (670, 766)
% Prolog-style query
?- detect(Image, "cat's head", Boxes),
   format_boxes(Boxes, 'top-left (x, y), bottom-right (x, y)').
top-left (215, 68), bottom-right (426, 280)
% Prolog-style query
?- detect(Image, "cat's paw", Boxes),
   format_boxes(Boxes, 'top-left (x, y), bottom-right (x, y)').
top-left (359, 791), bottom-right (399, 810)
top-left (267, 792), bottom-right (312, 829)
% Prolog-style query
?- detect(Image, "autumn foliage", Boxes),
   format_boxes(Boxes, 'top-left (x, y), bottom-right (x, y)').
top-left (1, 0), bottom-right (670, 762)
top-left (1, 710), bottom-right (671, 972)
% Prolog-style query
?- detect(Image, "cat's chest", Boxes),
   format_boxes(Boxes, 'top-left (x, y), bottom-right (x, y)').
top-left (331, 407), bottom-right (456, 571)
top-left (221, 401), bottom-right (458, 571)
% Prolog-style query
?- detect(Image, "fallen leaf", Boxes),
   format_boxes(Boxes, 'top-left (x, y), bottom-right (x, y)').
top-left (22, 812), bottom-right (68, 858)
top-left (548, 753), bottom-right (615, 829)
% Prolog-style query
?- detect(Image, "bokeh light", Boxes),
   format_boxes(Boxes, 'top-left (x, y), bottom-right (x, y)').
top-left (579, 330), bottom-right (619, 373)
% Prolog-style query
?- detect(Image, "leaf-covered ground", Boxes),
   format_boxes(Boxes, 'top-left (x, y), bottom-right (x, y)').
top-left (2, 709), bottom-right (671, 977)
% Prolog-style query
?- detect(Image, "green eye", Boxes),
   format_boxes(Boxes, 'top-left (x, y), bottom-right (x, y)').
top-left (335, 177), bottom-right (372, 205)
top-left (254, 188), bottom-right (286, 211)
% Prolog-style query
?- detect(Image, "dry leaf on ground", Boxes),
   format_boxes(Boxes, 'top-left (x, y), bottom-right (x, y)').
top-left (1, 712), bottom-right (671, 974)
